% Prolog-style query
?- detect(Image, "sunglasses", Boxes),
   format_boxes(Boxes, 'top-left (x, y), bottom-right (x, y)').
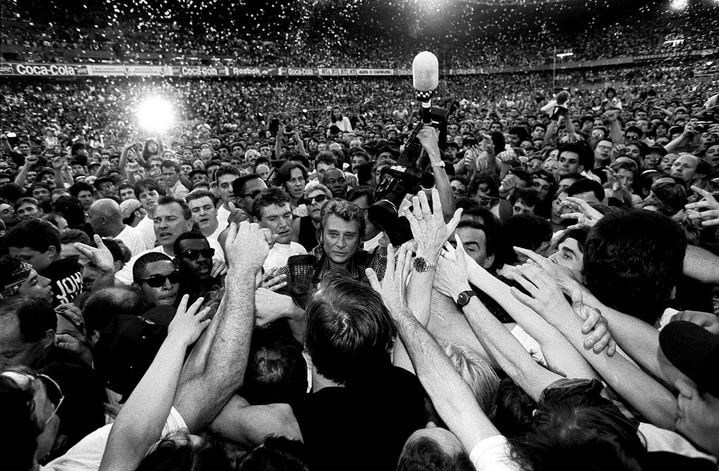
top-left (140, 271), bottom-right (181, 288)
top-left (1, 370), bottom-right (64, 424)
top-left (306, 194), bottom-right (328, 205)
top-left (179, 248), bottom-right (215, 261)
top-left (242, 189), bottom-right (263, 200)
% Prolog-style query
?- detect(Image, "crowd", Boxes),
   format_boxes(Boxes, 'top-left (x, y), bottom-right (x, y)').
top-left (1, 48), bottom-right (719, 471)
top-left (2, 2), bottom-right (718, 68)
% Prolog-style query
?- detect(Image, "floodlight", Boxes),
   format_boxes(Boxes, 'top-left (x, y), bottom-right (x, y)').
top-left (670, 0), bottom-right (688, 10)
top-left (136, 96), bottom-right (175, 134)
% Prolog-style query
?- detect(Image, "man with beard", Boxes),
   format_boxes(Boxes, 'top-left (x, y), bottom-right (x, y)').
top-left (173, 232), bottom-right (222, 304)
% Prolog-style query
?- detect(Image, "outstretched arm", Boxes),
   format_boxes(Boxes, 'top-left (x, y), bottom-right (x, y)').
top-left (99, 296), bottom-right (212, 471)
top-left (173, 221), bottom-right (270, 432)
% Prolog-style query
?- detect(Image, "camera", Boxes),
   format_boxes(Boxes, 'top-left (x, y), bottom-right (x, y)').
top-left (368, 106), bottom-right (448, 246)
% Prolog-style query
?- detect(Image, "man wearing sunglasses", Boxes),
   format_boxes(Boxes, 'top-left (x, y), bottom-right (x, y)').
top-left (132, 252), bottom-right (180, 310)
top-left (230, 172), bottom-right (268, 224)
top-left (174, 232), bottom-right (222, 304)
top-left (292, 182), bottom-right (333, 251)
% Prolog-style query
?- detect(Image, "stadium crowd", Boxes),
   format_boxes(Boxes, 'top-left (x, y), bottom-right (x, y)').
top-left (1, 0), bottom-right (719, 465)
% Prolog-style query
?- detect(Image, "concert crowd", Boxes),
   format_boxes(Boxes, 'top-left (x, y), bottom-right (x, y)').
top-left (1, 2), bottom-right (719, 470)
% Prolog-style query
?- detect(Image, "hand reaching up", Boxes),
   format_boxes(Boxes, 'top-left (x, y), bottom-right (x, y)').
top-left (168, 295), bottom-right (212, 348)
top-left (74, 235), bottom-right (115, 274)
top-left (366, 242), bottom-right (413, 315)
top-left (223, 221), bottom-right (273, 275)
top-left (685, 186), bottom-right (719, 227)
top-left (400, 188), bottom-right (462, 263)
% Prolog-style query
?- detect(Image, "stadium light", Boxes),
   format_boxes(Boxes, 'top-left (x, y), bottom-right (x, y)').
top-left (136, 96), bottom-right (175, 134)
top-left (556, 52), bottom-right (574, 59)
top-left (670, 0), bottom-right (688, 10)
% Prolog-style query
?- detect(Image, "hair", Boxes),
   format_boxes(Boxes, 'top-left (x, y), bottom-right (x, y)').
top-left (14, 197), bottom-right (39, 211)
top-left (173, 231), bottom-right (210, 257)
top-left (397, 436), bottom-right (474, 471)
top-left (583, 210), bottom-right (686, 324)
top-left (315, 151), bottom-right (339, 168)
top-left (136, 431), bottom-right (233, 471)
top-left (215, 166), bottom-right (240, 182)
top-left (68, 182), bottom-right (95, 198)
top-left (53, 195), bottom-right (87, 227)
top-left (161, 160), bottom-right (181, 173)
top-left (509, 126), bottom-right (530, 143)
top-left (510, 402), bottom-right (646, 471)
top-left (132, 252), bottom-right (174, 284)
top-left (456, 211), bottom-right (507, 270)
top-left (502, 214), bottom-right (552, 254)
top-left (566, 178), bottom-right (605, 202)
top-left (186, 190), bottom-right (217, 206)
top-left (445, 344), bottom-right (500, 415)
top-left (491, 378), bottom-right (537, 439)
top-left (0, 297), bottom-right (57, 342)
top-left (237, 436), bottom-right (311, 471)
top-left (510, 188), bottom-right (541, 208)
top-left (157, 195), bottom-right (191, 220)
top-left (60, 228), bottom-right (92, 246)
top-left (305, 275), bottom-right (395, 386)
top-left (558, 142), bottom-right (594, 171)
top-left (346, 186), bottom-right (376, 206)
top-left (276, 161), bottom-right (308, 188)
top-left (83, 287), bottom-right (146, 333)
top-left (320, 198), bottom-right (366, 240)
top-left (232, 173), bottom-right (262, 196)
top-left (3, 218), bottom-right (61, 252)
top-left (0, 373), bottom-right (42, 470)
top-left (134, 179), bottom-right (164, 198)
top-left (239, 323), bottom-right (308, 405)
top-left (251, 188), bottom-right (291, 219)
top-left (557, 227), bottom-right (589, 251)
top-left (118, 182), bottom-right (136, 196)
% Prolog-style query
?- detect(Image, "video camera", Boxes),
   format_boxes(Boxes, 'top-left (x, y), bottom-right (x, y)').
top-left (368, 51), bottom-right (449, 246)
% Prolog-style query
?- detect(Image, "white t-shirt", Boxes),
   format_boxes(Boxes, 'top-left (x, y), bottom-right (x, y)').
top-left (263, 242), bottom-right (307, 272)
top-left (205, 223), bottom-right (226, 261)
top-left (216, 205), bottom-right (230, 230)
top-left (135, 215), bottom-right (156, 250)
top-left (41, 408), bottom-right (187, 471)
top-left (470, 435), bottom-right (521, 471)
top-left (115, 225), bottom-right (151, 258)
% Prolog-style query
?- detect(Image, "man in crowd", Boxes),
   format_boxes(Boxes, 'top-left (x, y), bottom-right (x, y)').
top-left (88, 198), bottom-right (149, 257)
top-left (253, 188), bottom-right (307, 272)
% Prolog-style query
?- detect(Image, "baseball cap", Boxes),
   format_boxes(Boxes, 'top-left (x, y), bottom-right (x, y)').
top-left (659, 320), bottom-right (719, 397)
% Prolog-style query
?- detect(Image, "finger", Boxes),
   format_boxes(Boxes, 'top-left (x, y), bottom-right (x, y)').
top-left (394, 244), bottom-right (408, 278)
top-left (589, 329), bottom-right (611, 353)
top-left (506, 268), bottom-right (539, 296)
top-left (560, 212), bottom-right (584, 220)
top-left (385, 243), bottom-right (396, 276)
top-left (365, 268), bottom-right (381, 292)
top-left (188, 297), bottom-right (205, 316)
top-left (225, 222), bottom-right (239, 251)
top-left (454, 235), bottom-right (468, 270)
top-left (570, 285), bottom-right (584, 315)
top-left (430, 188), bottom-right (443, 223)
top-left (177, 294), bottom-right (190, 316)
top-left (268, 280), bottom-right (288, 292)
top-left (73, 243), bottom-right (95, 258)
top-left (690, 185), bottom-right (713, 200)
top-left (418, 189), bottom-right (432, 219)
top-left (581, 307), bottom-right (601, 334)
top-left (702, 218), bottom-right (719, 227)
top-left (411, 195), bottom-right (423, 221)
top-left (445, 207), bottom-right (463, 236)
top-left (513, 246), bottom-right (550, 268)
top-left (510, 286), bottom-right (538, 310)
top-left (606, 339), bottom-right (617, 357)
top-left (196, 306), bottom-right (212, 321)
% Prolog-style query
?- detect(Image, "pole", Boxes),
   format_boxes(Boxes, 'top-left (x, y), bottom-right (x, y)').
top-left (552, 46), bottom-right (557, 92)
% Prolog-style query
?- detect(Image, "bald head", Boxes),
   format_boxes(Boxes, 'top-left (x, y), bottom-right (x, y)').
top-left (88, 198), bottom-right (124, 236)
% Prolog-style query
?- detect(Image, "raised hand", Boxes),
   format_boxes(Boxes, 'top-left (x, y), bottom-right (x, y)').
top-left (434, 236), bottom-right (472, 301)
top-left (560, 196), bottom-right (604, 231)
top-left (366, 242), bottom-right (413, 315)
top-left (223, 221), bottom-right (272, 275)
top-left (513, 246), bottom-right (580, 290)
top-left (400, 188), bottom-right (462, 262)
top-left (210, 259), bottom-right (228, 278)
top-left (685, 186), bottom-right (719, 227)
top-left (508, 263), bottom-right (572, 322)
top-left (74, 235), bottom-right (115, 274)
top-left (260, 268), bottom-right (288, 292)
top-left (167, 295), bottom-right (212, 348)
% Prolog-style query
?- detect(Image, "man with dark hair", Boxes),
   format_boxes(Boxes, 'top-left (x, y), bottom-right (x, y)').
top-left (276, 161), bottom-right (308, 209)
top-left (293, 182), bottom-right (333, 252)
top-left (134, 179), bottom-right (164, 249)
top-left (583, 210), bottom-right (687, 324)
top-left (253, 188), bottom-right (307, 271)
top-left (0, 297), bottom-right (106, 453)
top-left (556, 142), bottom-right (595, 180)
top-left (566, 178), bottom-right (605, 204)
top-left (173, 232), bottom-right (222, 304)
top-left (3, 219), bottom-right (83, 306)
top-left (321, 168), bottom-right (349, 199)
top-left (215, 166), bottom-right (242, 228)
top-left (510, 188), bottom-right (541, 216)
top-left (14, 196), bottom-right (42, 219)
top-left (348, 186), bottom-right (383, 252)
top-left (69, 181), bottom-right (95, 211)
top-left (231, 172), bottom-right (268, 224)
top-left (186, 190), bottom-right (225, 258)
top-left (161, 160), bottom-right (189, 199)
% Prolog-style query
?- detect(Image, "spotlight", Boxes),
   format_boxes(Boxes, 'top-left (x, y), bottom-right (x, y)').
top-left (670, 0), bottom-right (688, 10)
top-left (136, 96), bottom-right (175, 133)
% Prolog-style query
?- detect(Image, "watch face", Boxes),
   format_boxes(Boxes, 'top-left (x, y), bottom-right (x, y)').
top-left (413, 257), bottom-right (428, 272)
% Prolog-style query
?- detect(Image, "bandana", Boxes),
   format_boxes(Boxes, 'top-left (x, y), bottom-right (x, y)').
top-left (1, 260), bottom-right (33, 299)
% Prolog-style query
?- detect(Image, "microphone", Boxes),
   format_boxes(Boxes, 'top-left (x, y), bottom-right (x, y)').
top-left (412, 51), bottom-right (439, 124)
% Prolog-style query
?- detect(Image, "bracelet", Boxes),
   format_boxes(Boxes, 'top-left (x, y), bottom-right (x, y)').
top-left (430, 161), bottom-right (445, 168)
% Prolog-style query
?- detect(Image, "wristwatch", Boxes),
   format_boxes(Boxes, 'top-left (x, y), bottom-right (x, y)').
top-left (430, 161), bottom-right (445, 168)
top-left (456, 290), bottom-right (477, 308)
top-left (412, 257), bottom-right (436, 272)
